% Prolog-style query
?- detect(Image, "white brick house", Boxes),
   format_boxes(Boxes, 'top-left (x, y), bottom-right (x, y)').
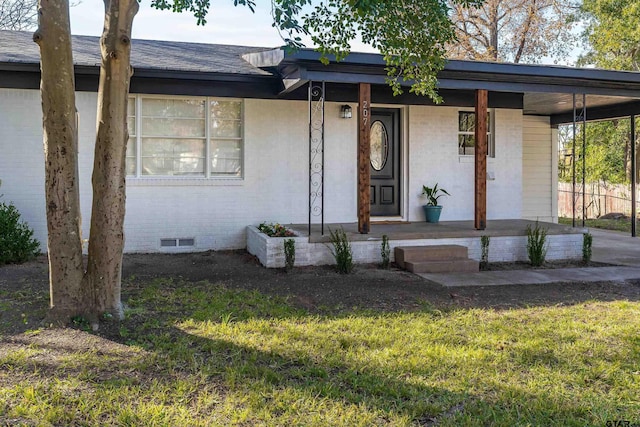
top-left (1, 30), bottom-right (639, 255)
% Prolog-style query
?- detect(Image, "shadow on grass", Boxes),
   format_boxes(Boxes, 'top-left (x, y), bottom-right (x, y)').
top-left (1, 276), bottom-right (640, 424)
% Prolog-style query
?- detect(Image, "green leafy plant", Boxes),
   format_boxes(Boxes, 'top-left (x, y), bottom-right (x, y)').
top-left (421, 183), bottom-right (450, 206)
top-left (480, 235), bottom-right (490, 270)
top-left (0, 201), bottom-right (40, 265)
top-left (284, 238), bottom-right (295, 271)
top-left (328, 227), bottom-right (353, 274)
top-left (583, 232), bottom-right (593, 263)
top-left (526, 221), bottom-right (548, 267)
top-left (380, 234), bottom-right (390, 269)
top-left (258, 222), bottom-right (296, 237)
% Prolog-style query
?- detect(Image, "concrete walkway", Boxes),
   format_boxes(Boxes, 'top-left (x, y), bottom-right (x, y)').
top-left (419, 228), bottom-right (640, 287)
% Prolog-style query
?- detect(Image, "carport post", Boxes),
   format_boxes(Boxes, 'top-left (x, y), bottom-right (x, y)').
top-left (572, 94), bottom-right (577, 227)
top-left (632, 115), bottom-right (637, 237)
top-left (581, 94), bottom-right (586, 227)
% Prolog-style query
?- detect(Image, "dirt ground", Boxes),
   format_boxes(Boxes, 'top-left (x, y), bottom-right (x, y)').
top-left (2, 251), bottom-right (640, 337)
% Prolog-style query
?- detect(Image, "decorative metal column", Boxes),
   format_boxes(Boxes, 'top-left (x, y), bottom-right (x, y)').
top-left (572, 93), bottom-right (586, 227)
top-left (308, 81), bottom-right (325, 236)
top-left (632, 115), bottom-right (637, 237)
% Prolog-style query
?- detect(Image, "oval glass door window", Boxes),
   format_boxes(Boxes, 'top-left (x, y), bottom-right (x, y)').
top-left (370, 120), bottom-right (388, 171)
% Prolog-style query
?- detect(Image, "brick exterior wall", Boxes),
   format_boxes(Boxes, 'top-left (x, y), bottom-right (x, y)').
top-left (1, 88), bottom-right (539, 254)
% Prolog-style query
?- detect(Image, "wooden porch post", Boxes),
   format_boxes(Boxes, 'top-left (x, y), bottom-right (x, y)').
top-left (475, 89), bottom-right (488, 230)
top-left (358, 83), bottom-right (371, 234)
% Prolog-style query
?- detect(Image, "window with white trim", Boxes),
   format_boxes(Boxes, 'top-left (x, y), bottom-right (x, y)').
top-left (458, 110), bottom-right (494, 157)
top-left (126, 95), bottom-right (243, 178)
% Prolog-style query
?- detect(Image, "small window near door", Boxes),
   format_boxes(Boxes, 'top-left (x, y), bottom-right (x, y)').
top-left (370, 120), bottom-right (389, 171)
top-left (458, 111), bottom-right (494, 157)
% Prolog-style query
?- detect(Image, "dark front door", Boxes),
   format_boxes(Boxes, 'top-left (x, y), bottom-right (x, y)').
top-left (370, 108), bottom-right (401, 216)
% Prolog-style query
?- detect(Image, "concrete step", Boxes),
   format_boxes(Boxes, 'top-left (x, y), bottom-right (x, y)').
top-left (394, 245), bottom-right (469, 268)
top-left (405, 259), bottom-right (479, 274)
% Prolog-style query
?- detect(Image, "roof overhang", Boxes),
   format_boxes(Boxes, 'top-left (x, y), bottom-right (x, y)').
top-left (246, 48), bottom-right (640, 124)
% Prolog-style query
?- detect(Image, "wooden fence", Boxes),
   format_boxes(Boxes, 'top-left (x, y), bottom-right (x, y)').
top-left (558, 182), bottom-right (640, 218)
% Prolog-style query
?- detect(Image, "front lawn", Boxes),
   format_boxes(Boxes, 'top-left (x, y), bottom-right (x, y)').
top-left (1, 276), bottom-right (639, 426)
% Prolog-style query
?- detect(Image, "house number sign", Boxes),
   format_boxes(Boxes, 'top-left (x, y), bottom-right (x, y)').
top-left (362, 100), bottom-right (369, 125)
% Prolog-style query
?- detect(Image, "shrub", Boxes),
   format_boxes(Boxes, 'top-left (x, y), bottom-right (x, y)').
top-left (526, 221), bottom-right (548, 267)
top-left (380, 234), bottom-right (390, 269)
top-left (284, 238), bottom-right (295, 271)
top-left (258, 222), bottom-right (295, 237)
top-left (582, 232), bottom-right (593, 263)
top-left (0, 201), bottom-right (40, 265)
top-left (480, 235), bottom-right (490, 270)
top-left (328, 227), bottom-right (353, 274)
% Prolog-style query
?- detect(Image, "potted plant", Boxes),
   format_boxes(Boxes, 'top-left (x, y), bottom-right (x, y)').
top-left (421, 183), bottom-right (450, 223)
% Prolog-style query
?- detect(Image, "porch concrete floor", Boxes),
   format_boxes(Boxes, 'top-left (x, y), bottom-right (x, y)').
top-left (290, 219), bottom-right (582, 243)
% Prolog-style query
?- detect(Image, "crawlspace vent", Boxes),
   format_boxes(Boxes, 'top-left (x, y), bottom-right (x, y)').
top-left (160, 238), bottom-right (195, 247)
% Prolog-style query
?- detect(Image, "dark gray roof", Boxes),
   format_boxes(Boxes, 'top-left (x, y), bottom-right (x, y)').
top-left (0, 30), bottom-right (273, 76)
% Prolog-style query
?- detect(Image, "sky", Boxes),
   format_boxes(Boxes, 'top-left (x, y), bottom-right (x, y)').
top-left (69, 1), bottom-right (581, 64)
top-left (69, 0), bottom-right (375, 52)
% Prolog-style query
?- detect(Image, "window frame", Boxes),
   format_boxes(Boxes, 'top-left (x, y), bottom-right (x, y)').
top-left (127, 94), bottom-right (244, 180)
top-left (457, 109), bottom-right (495, 158)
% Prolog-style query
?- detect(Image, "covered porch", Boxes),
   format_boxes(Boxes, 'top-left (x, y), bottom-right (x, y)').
top-left (242, 50), bottom-right (640, 269)
top-left (243, 50), bottom-right (640, 238)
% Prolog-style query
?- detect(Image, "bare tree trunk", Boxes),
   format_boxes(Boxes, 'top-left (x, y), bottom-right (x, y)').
top-left (83, 0), bottom-right (138, 321)
top-left (489, 5), bottom-right (499, 61)
top-left (34, 0), bottom-right (84, 323)
top-left (513, 1), bottom-right (536, 64)
top-left (624, 134), bottom-right (631, 183)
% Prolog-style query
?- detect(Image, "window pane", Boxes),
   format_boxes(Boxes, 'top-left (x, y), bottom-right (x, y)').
top-left (458, 111), bottom-right (493, 157)
top-left (459, 135), bottom-right (475, 155)
top-left (141, 117), bottom-right (205, 138)
top-left (459, 112), bottom-right (475, 132)
top-left (459, 112), bottom-right (491, 132)
top-left (211, 139), bottom-right (241, 176)
top-left (211, 100), bottom-right (242, 120)
top-left (370, 120), bottom-right (388, 171)
top-left (141, 138), bottom-right (205, 176)
top-left (126, 137), bottom-right (136, 175)
top-left (128, 97), bottom-right (136, 136)
top-left (128, 116), bottom-right (136, 136)
top-left (142, 98), bottom-right (205, 118)
top-left (211, 119), bottom-right (241, 138)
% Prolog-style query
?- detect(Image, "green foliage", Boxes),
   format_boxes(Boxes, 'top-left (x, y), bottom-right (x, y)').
top-left (258, 222), bottom-right (295, 237)
top-left (583, 232), bottom-right (593, 263)
top-left (421, 183), bottom-right (450, 206)
top-left (558, 120), bottom-right (632, 185)
top-left (0, 201), bottom-right (40, 265)
top-left (328, 227), bottom-right (353, 274)
top-left (380, 234), bottom-right (390, 269)
top-left (581, 0), bottom-right (640, 71)
top-left (572, 1), bottom-right (640, 186)
top-left (284, 238), bottom-right (295, 271)
top-left (70, 315), bottom-right (92, 332)
top-left (150, 0), bottom-right (483, 101)
top-left (526, 221), bottom-right (548, 267)
top-left (480, 235), bottom-right (490, 270)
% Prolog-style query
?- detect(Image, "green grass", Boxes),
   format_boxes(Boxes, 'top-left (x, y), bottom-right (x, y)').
top-left (559, 216), bottom-right (633, 233)
top-left (1, 278), bottom-right (640, 426)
